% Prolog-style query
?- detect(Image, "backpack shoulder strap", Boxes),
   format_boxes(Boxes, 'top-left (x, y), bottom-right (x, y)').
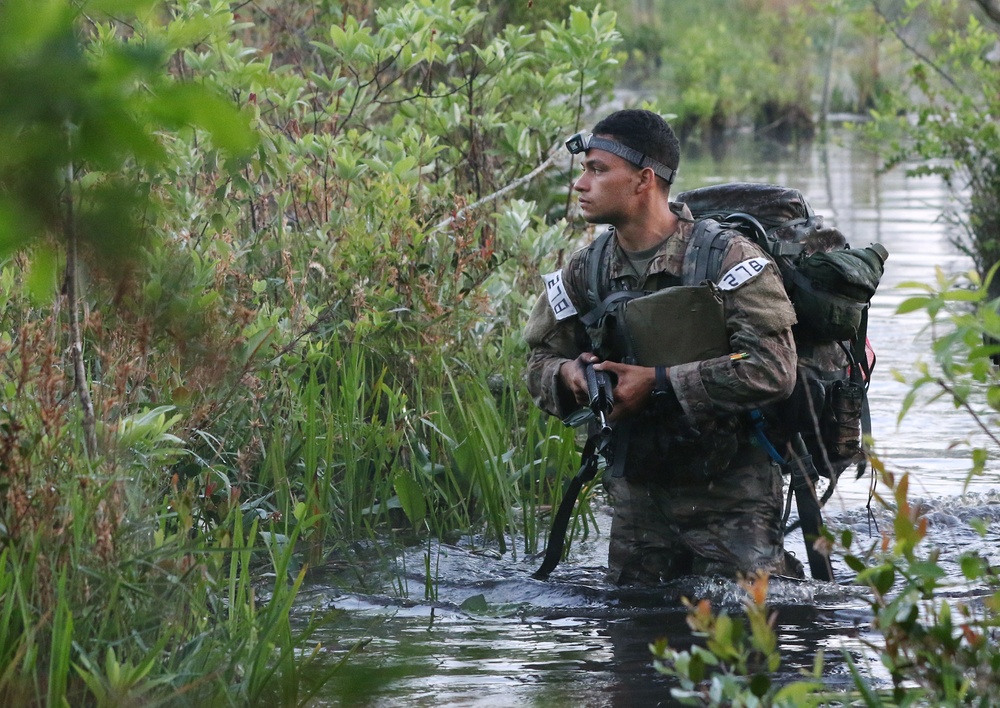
top-left (584, 229), bottom-right (615, 314)
top-left (683, 218), bottom-right (735, 286)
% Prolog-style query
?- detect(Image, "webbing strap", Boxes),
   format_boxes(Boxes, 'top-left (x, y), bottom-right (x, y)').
top-left (683, 219), bottom-right (732, 286)
top-left (578, 290), bottom-right (641, 328)
top-left (584, 229), bottom-right (615, 313)
top-left (788, 446), bottom-right (835, 582)
top-left (533, 433), bottom-right (607, 580)
top-left (749, 409), bottom-right (786, 465)
top-left (852, 307), bottom-right (874, 479)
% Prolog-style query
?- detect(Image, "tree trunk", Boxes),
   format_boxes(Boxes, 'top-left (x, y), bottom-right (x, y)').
top-left (64, 162), bottom-right (98, 458)
top-left (820, 14), bottom-right (841, 128)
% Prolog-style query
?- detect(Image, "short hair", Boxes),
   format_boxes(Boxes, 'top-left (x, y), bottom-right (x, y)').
top-left (592, 109), bottom-right (680, 174)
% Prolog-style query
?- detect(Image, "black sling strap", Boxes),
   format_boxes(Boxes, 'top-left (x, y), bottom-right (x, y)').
top-left (533, 429), bottom-right (610, 580)
top-left (787, 440), bottom-right (835, 582)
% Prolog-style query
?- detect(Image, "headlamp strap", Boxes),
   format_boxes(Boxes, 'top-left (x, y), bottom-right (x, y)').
top-left (576, 135), bottom-right (677, 184)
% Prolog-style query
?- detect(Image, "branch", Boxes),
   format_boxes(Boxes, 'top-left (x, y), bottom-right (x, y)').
top-left (872, 0), bottom-right (961, 91)
top-left (935, 377), bottom-right (1000, 450)
top-left (64, 162), bottom-right (98, 458)
top-left (971, 0), bottom-right (1000, 26)
top-left (432, 149), bottom-right (558, 233)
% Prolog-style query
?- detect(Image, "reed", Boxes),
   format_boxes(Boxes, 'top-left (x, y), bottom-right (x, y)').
top-left (252, 332), bottom-right (586, 573)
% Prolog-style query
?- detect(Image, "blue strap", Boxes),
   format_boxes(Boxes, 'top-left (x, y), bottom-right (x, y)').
top-left (749, 409), bottom-right (785, 465)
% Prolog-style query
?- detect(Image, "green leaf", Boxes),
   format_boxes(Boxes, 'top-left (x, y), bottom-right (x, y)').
top-left (460, 593), bottom-right (488, 613)
top-left (844, 554), bottom-right (866, 572)
top-left (239, 326), bottom-right (276, 366)
top-left (896, 296), bottom-right (933, 314)
top-left (857, 565), bottom-right (895, 595)
top-left (840, 528), bottom-right (854, 550)
top-left (27, 245), bottom-right (59, 304)
top-left (941, 288), bottom-right (983, 302)
top-left (749, 673), bottom-right (771, 698)
top-left (960, 553), bottom-right (984, 580)
top-left (393, 469), bottom-right (427, 524)
top-left (148, 83), bottom-right (258, 156)
top-left (688, 650), bottom-right (705, 683)
top-left (47, 574), bottom-right (73, 707)
top-left (569, 7), bottom-right (590, 35)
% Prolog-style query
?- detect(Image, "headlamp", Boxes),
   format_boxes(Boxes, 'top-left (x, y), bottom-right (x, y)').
top-left (565, 132), bottom-right (677, 184)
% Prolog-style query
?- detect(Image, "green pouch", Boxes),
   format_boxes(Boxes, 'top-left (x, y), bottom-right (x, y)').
top-left (797, 244), bottom-right (887, 301)
top-left (621, 284), bottom-right (729, 366)
top-left (790, 243), bottom-right (887, 341)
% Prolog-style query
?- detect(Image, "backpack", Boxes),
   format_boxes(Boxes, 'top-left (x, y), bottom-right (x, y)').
top-left (674, 182), bottom-right (887, 484)
top-left (580, 183), bottom-right (887, 483)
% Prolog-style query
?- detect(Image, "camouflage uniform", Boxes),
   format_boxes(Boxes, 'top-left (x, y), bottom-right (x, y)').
top-left (525, 202), bottom-right (803, 584)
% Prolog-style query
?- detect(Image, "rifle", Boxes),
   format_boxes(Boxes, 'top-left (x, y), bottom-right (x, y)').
top-left (533, 363), bottom-right (615, 580)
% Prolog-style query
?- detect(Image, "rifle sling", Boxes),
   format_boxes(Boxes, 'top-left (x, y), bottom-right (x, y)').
top-left (533, 433), bottom-right (604, 580)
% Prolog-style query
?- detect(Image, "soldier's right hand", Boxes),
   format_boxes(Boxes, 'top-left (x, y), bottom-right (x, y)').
top-left (560, 353), bottom-right (601, 407)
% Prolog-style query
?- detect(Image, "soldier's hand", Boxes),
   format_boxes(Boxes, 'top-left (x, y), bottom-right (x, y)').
top-left (592, 361), bottom-right (656, 421)
top-left (560, 353), bottom-right (601, 407)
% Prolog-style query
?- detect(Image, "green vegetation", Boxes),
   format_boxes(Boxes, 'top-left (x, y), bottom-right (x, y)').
top-left (647, 3), bottom-right (1000, 703)
top-left (615, 0), bottom-right (887, 146)
top-left (0, 0), bottom-right (617, 702)
top-left (865, 0), bottom-right (1000, 283)
top-left (3, 0), bottom-right (1000, 704)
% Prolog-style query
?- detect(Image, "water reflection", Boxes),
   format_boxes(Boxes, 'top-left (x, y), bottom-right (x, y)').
top-left (301, 129), bottom-right (999, 706)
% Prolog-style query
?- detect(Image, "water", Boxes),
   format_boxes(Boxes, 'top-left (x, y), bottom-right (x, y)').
top-left (297, 130), bottom-right (1000, 706)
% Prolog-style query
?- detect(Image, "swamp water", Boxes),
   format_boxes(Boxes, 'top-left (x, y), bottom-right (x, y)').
top-left (296, 130), bottom-right (1000, 706)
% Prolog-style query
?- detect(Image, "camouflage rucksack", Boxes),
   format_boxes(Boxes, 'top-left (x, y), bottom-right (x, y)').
top-left (578, 182), bottom-right (887, 481)
top-left (673, 182), bottom-right (888, 482)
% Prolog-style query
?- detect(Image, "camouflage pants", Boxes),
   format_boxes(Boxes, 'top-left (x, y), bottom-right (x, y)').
top-left (604, 456), bottom-right (802, 585)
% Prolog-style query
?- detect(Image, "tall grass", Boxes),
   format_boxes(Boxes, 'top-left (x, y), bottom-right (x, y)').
top-left (0, 474), bottom-right (333, 704)
top-left (252, 331), bottom-right (583, 584)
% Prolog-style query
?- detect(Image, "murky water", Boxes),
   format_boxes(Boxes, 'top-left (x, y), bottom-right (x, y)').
top-left (296, 129), bottom-right (1000, 706)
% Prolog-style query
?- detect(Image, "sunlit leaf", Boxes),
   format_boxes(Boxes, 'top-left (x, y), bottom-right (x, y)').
top-left (26, 245), bottom-right (59, 303)
top-left (147, 83), bottom-right (257, 156)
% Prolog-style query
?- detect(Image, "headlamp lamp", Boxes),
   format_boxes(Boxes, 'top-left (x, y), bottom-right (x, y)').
top-left (565, 132), bottom-right (677, 184)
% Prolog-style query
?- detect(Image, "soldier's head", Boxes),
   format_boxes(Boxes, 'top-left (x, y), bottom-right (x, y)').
top-left (591, 109), bottom-right (680, 189)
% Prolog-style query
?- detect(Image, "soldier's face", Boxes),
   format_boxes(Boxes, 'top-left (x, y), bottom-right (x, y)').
top-left (572, 147), bottom-right (641, 225)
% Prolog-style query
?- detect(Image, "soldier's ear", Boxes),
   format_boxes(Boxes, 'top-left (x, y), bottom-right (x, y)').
top-left (635, 166), bottom-right (659, 194)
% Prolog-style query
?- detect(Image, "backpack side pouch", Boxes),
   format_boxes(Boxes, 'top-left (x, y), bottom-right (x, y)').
top-left (788, 243), bottom-right (887, 342)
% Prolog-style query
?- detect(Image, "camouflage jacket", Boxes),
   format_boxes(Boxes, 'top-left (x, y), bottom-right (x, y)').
top-left (524, 202), bottom-right (797, 467)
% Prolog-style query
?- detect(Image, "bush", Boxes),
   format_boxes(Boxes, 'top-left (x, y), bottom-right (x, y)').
top-left (0, 0), bottom-right (624, 702)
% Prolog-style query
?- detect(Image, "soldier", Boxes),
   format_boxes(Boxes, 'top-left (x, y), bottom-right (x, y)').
top-left (525, 109), bottom-right (804, 584)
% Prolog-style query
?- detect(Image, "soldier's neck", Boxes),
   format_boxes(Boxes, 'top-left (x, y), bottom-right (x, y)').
top-left (614, 208), bottom-right (678, 252)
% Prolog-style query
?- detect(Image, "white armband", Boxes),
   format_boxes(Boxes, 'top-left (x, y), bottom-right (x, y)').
top-left (542, 270), bottom-right (578, 320)
top-left (718, 257), bottom-right (770, 291)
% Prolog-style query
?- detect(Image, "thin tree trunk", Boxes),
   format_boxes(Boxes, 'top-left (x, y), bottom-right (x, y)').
top-left (64, 162), bottom-right (98, 458)
top-left (820, 15), bottom-right (841, 130)
top-left (971, 0), bottom-right (1000, 26)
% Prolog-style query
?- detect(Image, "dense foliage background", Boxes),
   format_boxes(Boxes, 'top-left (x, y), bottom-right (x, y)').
top-left (1, 0), bottom-right (999, 704)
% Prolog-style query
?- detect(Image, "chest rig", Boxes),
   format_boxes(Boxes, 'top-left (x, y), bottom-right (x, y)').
top-left (576, 225), bottom-right (729, 367)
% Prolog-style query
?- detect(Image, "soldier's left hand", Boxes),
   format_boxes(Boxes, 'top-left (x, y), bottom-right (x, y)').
top-left (591, 361), bottom-right (656, 421)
